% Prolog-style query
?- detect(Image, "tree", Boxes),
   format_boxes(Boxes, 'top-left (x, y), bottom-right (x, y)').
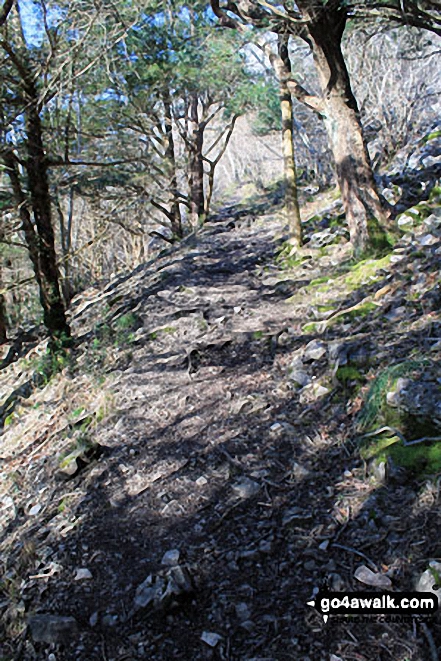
top-left (0, 5), bottom-right (71, 343)
top-left (98, 0), bottom-right (256, 233)
top-left (212, 0), bottom-right (392, 254)
top-left (256, 35), bottom-right (303, 246)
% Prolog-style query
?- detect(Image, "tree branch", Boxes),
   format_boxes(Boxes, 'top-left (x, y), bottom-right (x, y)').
top-left (0, 0), bottom-right (14, 27)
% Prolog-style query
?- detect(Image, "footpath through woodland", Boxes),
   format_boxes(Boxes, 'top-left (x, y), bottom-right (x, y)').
top-left (1, 196), bottom-right (441, 660)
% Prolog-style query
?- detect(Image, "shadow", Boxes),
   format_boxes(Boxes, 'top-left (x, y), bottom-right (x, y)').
top-left (2, 194), bottom-right (441, 661)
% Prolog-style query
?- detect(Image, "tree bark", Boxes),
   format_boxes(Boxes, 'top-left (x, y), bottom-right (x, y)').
top-left (0, 225), bottom-right (8, 344)
top-left (24, 102), bottom-right (71, 340)
top-left (278, 35), bottom-right (302, 247)
top-left (188, 94), bottom-right (205, 228)
top-left (2, 148), bottom-right (70, 342)
top-left (299, 2), bottom-right (387, 254)
top-left (163, 94), bottom-right (183, 238)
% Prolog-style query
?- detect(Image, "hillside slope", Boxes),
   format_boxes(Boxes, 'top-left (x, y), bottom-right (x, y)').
top-left (1, 199), bottom-right (441, 661)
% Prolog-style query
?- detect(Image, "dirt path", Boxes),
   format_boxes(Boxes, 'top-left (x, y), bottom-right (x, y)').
top-left (1, 209), bottom-right (441, 660)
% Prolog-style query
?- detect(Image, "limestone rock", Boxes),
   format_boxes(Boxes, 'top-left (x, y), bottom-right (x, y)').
top-left (28, 614), bottom-right (78, 645)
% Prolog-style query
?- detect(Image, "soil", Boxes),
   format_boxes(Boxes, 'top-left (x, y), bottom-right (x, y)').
top-left (1, 203), bottom-right (441, 661)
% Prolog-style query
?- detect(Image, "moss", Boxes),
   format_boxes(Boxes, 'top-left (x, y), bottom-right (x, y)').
top-left (343, 254), bottom-right (391, 289)
top-left (302, 322), bottom-right (319, 333)
top-left (310, 276), bottom-right (333, 287)
top-left (148, 326), bottom-right (177, 341)
top-left (115, 312), bottom-right (138, 330)
top-left (317, 303), bottom-right (336, 313)
top-left (336, 365), bottom-right (364, 386)
top-left (363, 432), bottom-right (441, 476)
top-left (335, 301), bottom-right (378, 322)
top-left (365, 216), bottom-right (395, 256)
top-left (422, 129), bottom-right (441, 143)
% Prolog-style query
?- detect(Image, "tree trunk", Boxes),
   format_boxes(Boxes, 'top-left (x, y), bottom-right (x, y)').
top-left (3, 143), bottom-right (70, 344)
top-left (188, 94), bottom-right (205, 228)
top-left (163, 94), bottom-right (183, 238)
top-left (24, 103), bottom-right (71, 341)
top-left (278, 35), bottom-right (302, 247)
top-left (0, 226), bottom-right (8, 344)
top-left (299, 2), bottom-right (387, 254)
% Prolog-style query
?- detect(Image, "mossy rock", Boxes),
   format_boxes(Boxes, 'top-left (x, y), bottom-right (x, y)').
top-left (361, 431), bottom-right (441, 477)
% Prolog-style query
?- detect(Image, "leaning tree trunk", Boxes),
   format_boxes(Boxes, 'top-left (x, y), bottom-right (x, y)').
top-left (278, 35), bottom-right (302, 247)
top-left (301, 2), bottom-right (387, 254)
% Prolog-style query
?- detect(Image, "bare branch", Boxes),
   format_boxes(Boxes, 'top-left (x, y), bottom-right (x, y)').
top-left (0, 0), bottom-right (14, 27)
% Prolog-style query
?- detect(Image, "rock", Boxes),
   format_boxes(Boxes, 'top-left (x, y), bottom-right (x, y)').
top-left (384, 306), bottom-right (407, 322)
top-left (299, 382), bottom-right (330, 404)
top-left (89, 612), bottom-right (99, 627)
top-left (235, 602), bottom-right (251, 621)
top-left (288, 369), bottom-right (312, 387)
top-left (270, 422), bottom-right (283, 433)
top-left (391, 378), bottom-right (441, 429)
top-left (101, 614), bottom-right (118, 627)
top-left (161, 549), bottom-right (180, 566)
top-left (419, 233), bottom-right (439, 246)
top-left (133, 565), bottom-right (194, 612)
top-left (370, 460), bottom-right (387, 483)
top-left (134, 575), bottom-right (164, 610)
top-left (328, 572), bottom-right (345, 591)
top-left (232, 477), bottom-right (260, 499)
top-left (201, 631), bottom-right (222, 647)
top-left (196, 476), bottom-right (208, 486)
top-left (424, 213), bottom-right (441, 231)
top-left (354, 565), bottom-right (392, 588)
top-left (28, 614), bottom-right (78, 645)
top-left (290, 462), bottom-right (310, 479)
top-left (303, 340), bottom-right (327, 361)
top-left (74, 568), bottom-right (92, 581)
top-left (329, 340), bottom-right (373, 370)
top-left (397, 214), bottom-right (415, 227)
top-left (416, 561), bottom-right (441, 605)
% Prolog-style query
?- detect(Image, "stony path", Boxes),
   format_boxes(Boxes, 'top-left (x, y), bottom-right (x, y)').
top-left (2, 209), bottom-right (441, 660)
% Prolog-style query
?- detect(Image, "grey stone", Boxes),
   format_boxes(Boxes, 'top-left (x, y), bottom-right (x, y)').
top-left (161, 549), bottom-right (180, 566)
top-left (303, 339), bottom-right (327, 361)
top-left (201, 631), bottom-right (222, 647)
top-left (354, 565), bottom-right (392, 588)
top-left (416, 561), bottom-right (441, 605)
top-left (28, 614), bottom-right (78, 645)
top-left (370, 460), bottom-right (387, 483)
top-left (288, 369), bottom-right (312, 387)
top-left (235, 602), bottom-right (251, 621)
top-left (101, 614), bottom-right (118, 627)
top-left (74, 568), bottom-right (92, 581)
top-left (420, 233), bottom-right (439, 246)
top-left (232, 477), bottom-right (260, 499)
top-left (290, 462), bottom-right (310, 479)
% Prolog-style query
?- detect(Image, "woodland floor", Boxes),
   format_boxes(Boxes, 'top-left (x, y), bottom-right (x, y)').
top-left (1, 190), bottom-right (441, 661)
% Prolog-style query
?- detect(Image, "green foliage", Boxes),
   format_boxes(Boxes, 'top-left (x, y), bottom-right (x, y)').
top-left (356, 360), bottom-right (430, 432)
top-left (114, 312), bottom-right (137, 330)
top-left (250, 80), bottom-right (281, 135)
top-left (335, 365), bottom-right (364, 386)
